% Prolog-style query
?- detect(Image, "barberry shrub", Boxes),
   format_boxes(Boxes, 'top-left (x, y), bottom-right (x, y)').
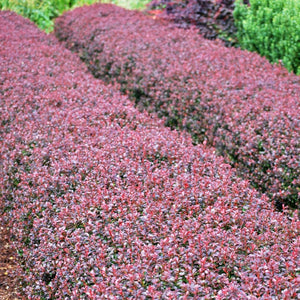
top-left (1, 11), bottom-right (299, 299)
top-left (234, 0), bottom-right (300, 75)
top-left (54, 4), bottom-right (300, 209)
top-left (148, 0), bottom-right (239, 46)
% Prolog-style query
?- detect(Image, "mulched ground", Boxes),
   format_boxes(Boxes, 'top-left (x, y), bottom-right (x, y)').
top-left (0, 226), bottom-right (23, 300)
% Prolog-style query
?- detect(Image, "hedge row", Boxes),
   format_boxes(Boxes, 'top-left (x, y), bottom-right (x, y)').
top-left (54, 4), bottom-right (300, 209)
top-left (1, 11), bottom-right (299, 299)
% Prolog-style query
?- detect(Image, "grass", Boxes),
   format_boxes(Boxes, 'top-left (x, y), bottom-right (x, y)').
top-left (0, 0), bottom-right (151, 32)
top-left (101, 0), bottom-right (150, 10)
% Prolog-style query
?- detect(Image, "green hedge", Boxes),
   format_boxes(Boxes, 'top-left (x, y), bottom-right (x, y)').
top-left (234, 0), bottom-right (300, 75)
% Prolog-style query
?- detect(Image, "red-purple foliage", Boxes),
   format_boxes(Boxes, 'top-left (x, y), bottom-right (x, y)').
top-left (54, 4), bottom-right (300, 209)
top-left (1, 11), bottom-right (299, 299)
top-left (147, 0), bottom-right (241, 45)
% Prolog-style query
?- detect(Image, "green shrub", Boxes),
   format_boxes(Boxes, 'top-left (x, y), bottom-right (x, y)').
top-left (0, 0), bottom-right (100, 32)
top-left (234, 0), bottom-right (300, 75)
top-left (0, 0), bottom-right (150, 32)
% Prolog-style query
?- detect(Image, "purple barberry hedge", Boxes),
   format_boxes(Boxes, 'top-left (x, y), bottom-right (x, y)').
top-left (54, 4), bottom-right (300, 209)
top-left (1, 10), bottom-right (300, 299)
top-left (147, 0), bottom-right (241, 45)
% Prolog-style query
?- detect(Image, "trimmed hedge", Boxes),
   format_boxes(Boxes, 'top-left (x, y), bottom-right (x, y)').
top-left (1, 11), bottom-right (299, 299)
top-left (54, 3), bottom-right (300, 209)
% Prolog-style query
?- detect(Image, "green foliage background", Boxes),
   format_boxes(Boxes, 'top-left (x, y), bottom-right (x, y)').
top-left (234, 0), bottom-right (300, 75)
top-left (101, 0), bottom-right (150, 10)
top-left (0, 0), bottom-right (150, 32)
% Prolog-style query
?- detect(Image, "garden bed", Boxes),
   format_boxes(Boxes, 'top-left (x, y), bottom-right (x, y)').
top-left (0, 10), bottom-right (299, 299)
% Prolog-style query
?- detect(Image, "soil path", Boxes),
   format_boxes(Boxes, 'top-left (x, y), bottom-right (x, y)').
top-left (0, 226), bottom-right (22, 299)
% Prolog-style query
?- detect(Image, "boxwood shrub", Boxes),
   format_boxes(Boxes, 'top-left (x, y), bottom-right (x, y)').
top-left (234, 0), bottom-right (300, 75)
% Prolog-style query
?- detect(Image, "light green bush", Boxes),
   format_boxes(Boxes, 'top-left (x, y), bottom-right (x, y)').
top-left (1, 0), bottom-right (58, 31)
top-left (0, 0), bottom-right (99, 32)
top-left (234, 0), bottom-right (300, 75)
